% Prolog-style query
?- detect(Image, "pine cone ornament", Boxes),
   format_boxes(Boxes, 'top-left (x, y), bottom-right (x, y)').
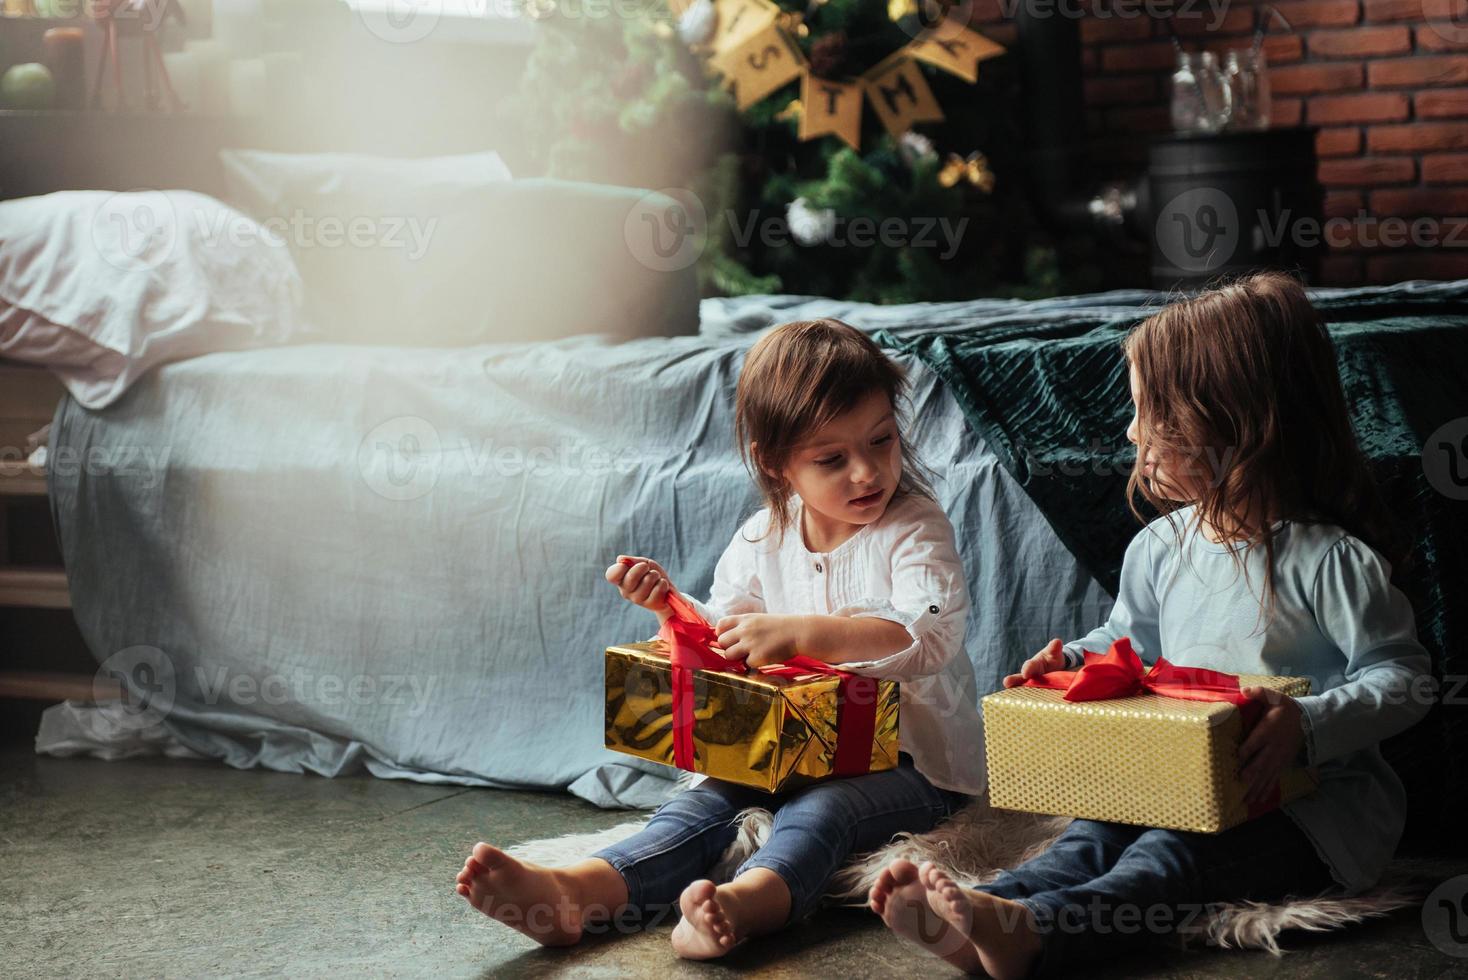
top-left (807, 30), bottom-right (849, 78)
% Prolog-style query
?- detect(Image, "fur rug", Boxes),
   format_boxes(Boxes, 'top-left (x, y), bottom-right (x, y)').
top-left (508, 795), bottom-right (1423, 957)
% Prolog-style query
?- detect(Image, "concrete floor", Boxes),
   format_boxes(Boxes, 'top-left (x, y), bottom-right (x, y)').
top-left (2, 743), bottom-right (1465, 979)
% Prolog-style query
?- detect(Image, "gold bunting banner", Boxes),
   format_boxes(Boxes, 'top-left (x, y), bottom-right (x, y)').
top-left (798, 72), bottom-right (863, 151)
top-left (908, 23), bottom-right (1007, 84)
top-left (691, 9), bottom-right (1005, 152)
top-left (709, 0), bottom-right (780, 54)
top-left (862, 52), bottom-right (944, 138)
top-left (712, 19), bottom-right (808, 111)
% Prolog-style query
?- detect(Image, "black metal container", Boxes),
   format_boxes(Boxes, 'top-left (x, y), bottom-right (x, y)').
top-left (1148, 129), bottom-right (1323, 290)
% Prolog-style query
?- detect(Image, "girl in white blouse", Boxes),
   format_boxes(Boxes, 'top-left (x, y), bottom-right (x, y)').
top-left (453, 318), bottom-right (985, 959)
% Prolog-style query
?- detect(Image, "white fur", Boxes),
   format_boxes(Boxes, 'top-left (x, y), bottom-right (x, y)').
top-left (507, 795), bottom-right (1421, 954)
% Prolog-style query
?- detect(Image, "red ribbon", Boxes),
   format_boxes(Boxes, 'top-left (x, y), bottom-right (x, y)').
top-left (1024, 638), bottom-right (1279, 816)
top-left (627, 558), bottom-right (876, 778)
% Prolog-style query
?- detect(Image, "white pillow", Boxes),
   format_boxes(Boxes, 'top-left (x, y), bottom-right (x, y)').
top-left (218, 150), bottom-right (515, 345)
top-left (0, 190), bottom-right (306, 409)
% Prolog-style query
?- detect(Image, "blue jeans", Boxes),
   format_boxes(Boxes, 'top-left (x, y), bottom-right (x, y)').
top-left (977, 810), bottom-right (1336, 976)
top-left (592, 753), bottom-right (970, 924)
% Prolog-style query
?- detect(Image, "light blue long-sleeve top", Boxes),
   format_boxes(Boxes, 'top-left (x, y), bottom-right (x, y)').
top-left (1062, 506), bottom-right (1432, 894)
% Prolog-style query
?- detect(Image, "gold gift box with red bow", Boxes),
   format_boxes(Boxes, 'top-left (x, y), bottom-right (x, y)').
top-left (983, 647), bottom-right (1318, 834)
top-left (604, 640), bottom-right (901, 793)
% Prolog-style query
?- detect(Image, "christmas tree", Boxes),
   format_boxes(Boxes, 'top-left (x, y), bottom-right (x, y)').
top-left (508, 0), bottom-right (1079, 303)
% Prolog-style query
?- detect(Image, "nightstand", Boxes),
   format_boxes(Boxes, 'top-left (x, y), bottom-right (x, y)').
top-left (0, 361), bottom-right (118, 702)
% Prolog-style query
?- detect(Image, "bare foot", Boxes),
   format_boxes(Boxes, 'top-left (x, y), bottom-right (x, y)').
top-left (454, 842), bottom-right (583, 946)
top-left (922, 862), bottom-right (1043, 980)
top-left (671, 879), bottom-right (742, 960)
top-left (869, 859), bottom-right (982, 972)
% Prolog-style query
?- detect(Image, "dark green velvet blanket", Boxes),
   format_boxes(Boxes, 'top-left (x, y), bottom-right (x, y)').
top-left (876, 282), bottom-right (1468, 841)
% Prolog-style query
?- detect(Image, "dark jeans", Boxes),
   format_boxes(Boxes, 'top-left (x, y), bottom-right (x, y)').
top-left (593, 753), bottom-right (970, 924)
top-left (977, 810), bottom-right (1337, 976)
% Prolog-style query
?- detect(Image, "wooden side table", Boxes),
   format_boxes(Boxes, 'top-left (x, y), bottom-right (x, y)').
top-left (0, 361), bottom-right (118, 701)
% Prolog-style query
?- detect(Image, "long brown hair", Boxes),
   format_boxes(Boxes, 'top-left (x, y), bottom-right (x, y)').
top-left (1124, 271), bottom-right (1402, 610)
top-left (735, 318), bottom-right (932, 539)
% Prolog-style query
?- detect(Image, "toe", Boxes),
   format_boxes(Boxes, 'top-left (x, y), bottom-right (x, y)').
top-left (888, 859), bottom-right (919, 886)
top-left (471, 842), bottom-right (508, 869)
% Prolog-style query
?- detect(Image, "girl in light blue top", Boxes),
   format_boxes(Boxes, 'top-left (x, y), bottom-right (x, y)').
top-left (869, 271), bottom-right (1433, 978)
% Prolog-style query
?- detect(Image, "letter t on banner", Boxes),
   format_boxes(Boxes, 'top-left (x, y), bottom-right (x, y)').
top-left (799, 73), bottom-right (863, 151)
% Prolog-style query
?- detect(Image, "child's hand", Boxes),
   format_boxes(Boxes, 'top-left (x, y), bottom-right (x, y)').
top-left (715, 614), bottom-right (801, 669)
top-left (1237, 686), bottom-right (1306, 804)
top-left (606, 555), bottom-right (675, 622)
top-left (1002, 638), bottom-right (1066, 688)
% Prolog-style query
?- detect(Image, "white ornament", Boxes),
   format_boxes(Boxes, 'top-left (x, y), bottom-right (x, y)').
top-left (677, 0), bottom-right (717, 45)
top-left (898, 130), bottom-right (937, 168)
top-left (787, 197), bottom-right (838, 246)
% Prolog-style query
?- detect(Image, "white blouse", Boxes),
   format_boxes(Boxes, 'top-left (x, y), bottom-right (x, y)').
top-left (685, 491), bottom-right (987, 796)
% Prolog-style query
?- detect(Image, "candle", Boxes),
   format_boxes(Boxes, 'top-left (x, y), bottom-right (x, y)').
top-left (163, 51), bottom-right (201, 112)
top-left (212, 0), bottom-right (263, 56)
top-left (185, 39), bottom-right (228, 115)
top-left (227, 57), bottom-right (266, 117)
top-left (42, 28), bottom-right (86, 110)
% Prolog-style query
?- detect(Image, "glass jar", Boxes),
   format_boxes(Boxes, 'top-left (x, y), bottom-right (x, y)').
top-left (1224, 48), bottom-right (1271, 130)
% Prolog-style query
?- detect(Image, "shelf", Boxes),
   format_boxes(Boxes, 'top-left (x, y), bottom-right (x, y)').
top-left (0, 460), bottom-right (46, 497)
top-left (0, 669), bottom-right (119, 702)
top-left (0, 567), bottom-right (69, 608)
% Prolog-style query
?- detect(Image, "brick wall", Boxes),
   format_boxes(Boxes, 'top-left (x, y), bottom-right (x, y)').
top-left (977, 0), bottom-right (1468, 285)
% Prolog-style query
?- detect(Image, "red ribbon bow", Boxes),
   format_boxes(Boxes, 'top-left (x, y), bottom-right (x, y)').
top-left (628, 559), bottom-right (877, 779)
top-left (1024, 637), bottom-right (1278, 814)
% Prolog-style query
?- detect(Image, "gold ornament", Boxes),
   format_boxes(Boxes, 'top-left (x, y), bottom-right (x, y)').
top-left (888, 0), bottom-right (920, 20)
top-left (938, 152), bottom-right (996, 193)
top-left (775, 98), bottom-right (803, 122)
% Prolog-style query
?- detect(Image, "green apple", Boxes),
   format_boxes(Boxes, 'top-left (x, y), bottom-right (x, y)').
top-left (1, 63), bottom-right (56, 111)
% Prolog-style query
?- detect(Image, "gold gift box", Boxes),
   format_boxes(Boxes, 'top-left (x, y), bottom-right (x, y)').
top-left (605, 640), bottom-right (900, 793)
top-left (983, 674), bottom-right (1318, 833)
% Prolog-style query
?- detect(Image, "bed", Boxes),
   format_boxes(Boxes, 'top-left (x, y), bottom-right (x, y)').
top-left (38, 324), bottom-right (1113, 808)
top-left (6, 159), bottom-right (1461, 833)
